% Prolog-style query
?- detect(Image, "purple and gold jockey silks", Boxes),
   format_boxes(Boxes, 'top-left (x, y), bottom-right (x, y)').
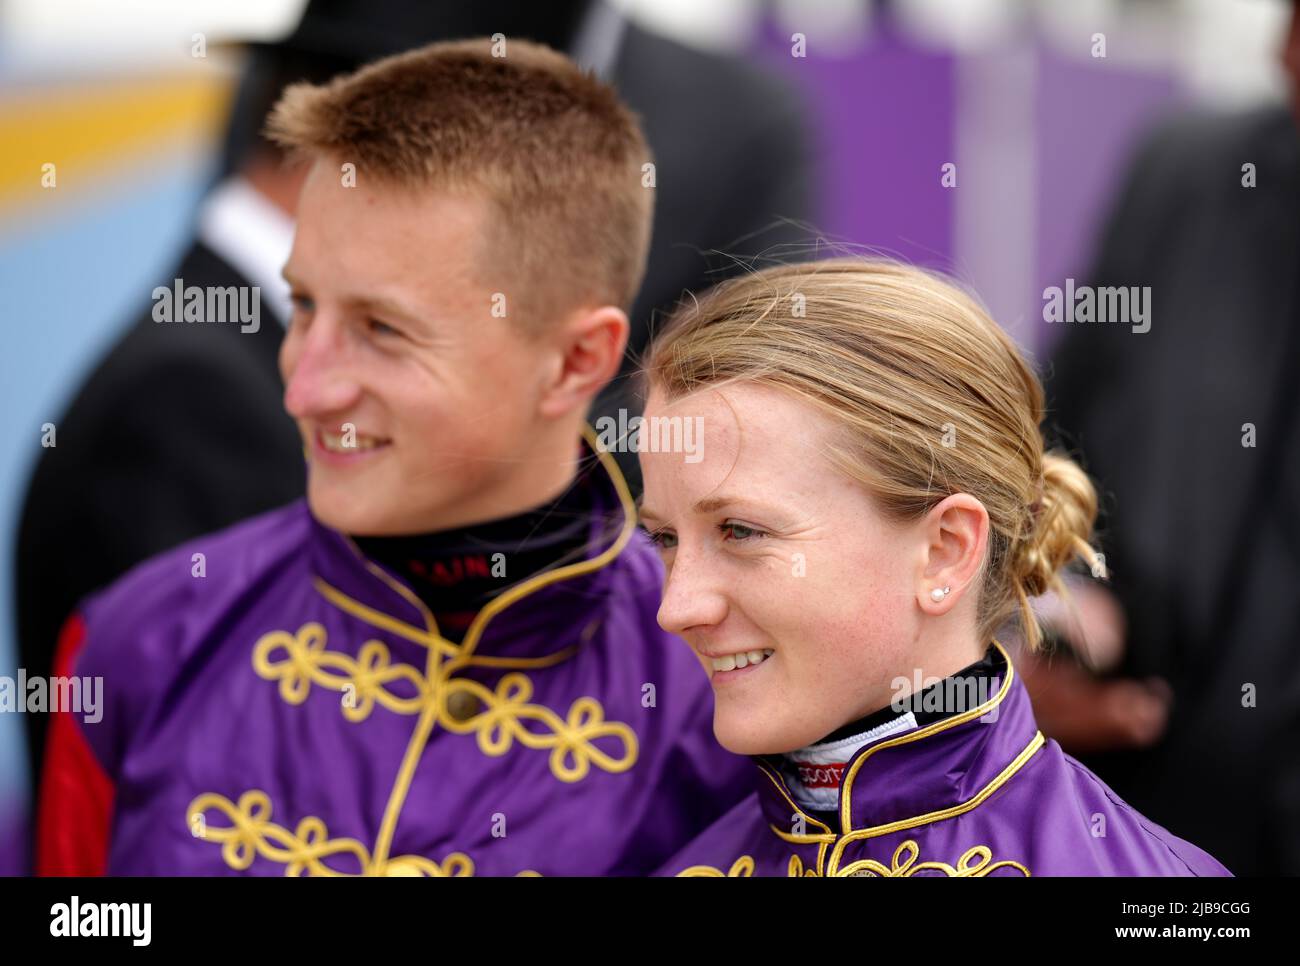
top-left (61, 438), bottom-right (752, 875)
top-left (657, 641), bottom-right (1233, 877)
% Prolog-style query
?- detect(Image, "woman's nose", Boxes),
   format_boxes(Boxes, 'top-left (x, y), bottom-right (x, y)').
top-left (657, 552), bottom-right (728, 635)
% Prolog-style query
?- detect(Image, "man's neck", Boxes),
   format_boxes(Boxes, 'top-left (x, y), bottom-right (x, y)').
top-left (424, 435), bottom-right (585, 536)
top-left (353, 440), bottom-right (603, 641)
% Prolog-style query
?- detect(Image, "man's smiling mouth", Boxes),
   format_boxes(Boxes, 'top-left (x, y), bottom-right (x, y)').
top-left (312, 426), bottom-right (393, 460)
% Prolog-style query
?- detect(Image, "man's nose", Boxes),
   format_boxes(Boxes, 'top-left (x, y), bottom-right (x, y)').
top-left (657, 549), bottom-right (728, 636)
top-left (282, 319), bottom-right (362, 418)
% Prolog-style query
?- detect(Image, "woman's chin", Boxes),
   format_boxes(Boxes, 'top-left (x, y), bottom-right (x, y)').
top-left (714, 715), bottom-right (781, 757)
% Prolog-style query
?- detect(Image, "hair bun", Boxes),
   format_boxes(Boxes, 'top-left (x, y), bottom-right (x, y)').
top-left (1013, 452), bottom-right (1105, 602)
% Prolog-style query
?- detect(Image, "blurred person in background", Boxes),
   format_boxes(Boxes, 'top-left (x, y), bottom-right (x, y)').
top-left (1031, 0), bottom-right (1300, 876)
top-left (14, 0), bottom-right (813, 805)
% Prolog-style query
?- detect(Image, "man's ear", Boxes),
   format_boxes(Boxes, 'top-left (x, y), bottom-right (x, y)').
top-left (537, 305), bottom-right (630, 420)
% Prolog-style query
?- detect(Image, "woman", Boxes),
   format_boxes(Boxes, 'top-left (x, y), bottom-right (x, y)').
top-left (636, 259), bottom-right (1231, 877)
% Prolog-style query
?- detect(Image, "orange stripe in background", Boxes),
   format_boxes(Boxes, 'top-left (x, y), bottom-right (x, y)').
top-left (0, 72), bottom-right (233, 207)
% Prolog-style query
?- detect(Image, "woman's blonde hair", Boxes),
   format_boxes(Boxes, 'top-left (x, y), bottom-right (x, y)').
top-left (641, 257), bottom-right (1105, 651)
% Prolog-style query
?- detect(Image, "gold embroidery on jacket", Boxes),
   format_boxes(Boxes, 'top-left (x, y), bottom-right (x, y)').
top-left (760, 728), bottom-right (1043, 877)
top-left (191, 427), bottom-right (640, 876)
top-left (253, 623), bottom-right (427, 720)
top-left (185, 791), bottom-right (473, 877)
top-left (249, 621), bottom-right (636, 782)
top-left (677, 856), bottom-right (756, 877)
top-left (788, 854), bottom-right (818, 877)
top-left (677, 841), bottom-right (1030, 878)
top-left (675, 853), bottom-right (818, 877)
top-left (438, 672), bottom-right (636, 782)
top-left (837, 839), bottom-right (1030, 877)
top-left (746, 642), bottom-right (1045, 877)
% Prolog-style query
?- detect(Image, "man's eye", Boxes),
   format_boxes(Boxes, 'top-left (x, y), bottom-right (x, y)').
top-left (720, 522), bottom-right (766, 542)
top-left (290, 295), bottom-right (314, 314)
top-left (367, 318), bottom-right (400, 337)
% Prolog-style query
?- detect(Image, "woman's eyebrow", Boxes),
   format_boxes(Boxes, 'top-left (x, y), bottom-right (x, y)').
top-left (692, 497), bottom-right (729, 515)
top-left (636, 501), bottom-right (663, 525)
top-left (694, 495), bottom-right (783, 518)
top-left (693, 495), bottom-right (755, 515)
top-left (639, 496), bottom-right (782, 524)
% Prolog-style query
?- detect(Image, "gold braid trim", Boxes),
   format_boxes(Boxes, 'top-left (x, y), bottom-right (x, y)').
top-left (836, 839), bottom-right (1030, 877)
top-left (250, 622), bottom-right (637, 782)
top-left (676, 855), bottom-right (756, 877)
top-left (437, 673), bottom-right (636, 783)
top-left (192, 426), bottom-right (638, 876)
top-left (185, 791), bottom-right (474, 877)
top-left (676, 840), bottom-right (1030, 878)
top-left (253, 623), bottom-right (427, 720)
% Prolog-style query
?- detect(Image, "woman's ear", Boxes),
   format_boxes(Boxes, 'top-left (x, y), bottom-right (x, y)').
top-left (917, 493), bottom-right (989, 614)
top-left (537, 305), bottom-right (630, 420)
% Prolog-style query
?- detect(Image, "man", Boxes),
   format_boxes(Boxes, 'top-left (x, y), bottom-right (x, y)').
top-left (36, 38), bottom-right (750, 876)
top-left (15, 0), bottom-right (813, 785)
top-left (1036, 6), bottom-right (1300, 875)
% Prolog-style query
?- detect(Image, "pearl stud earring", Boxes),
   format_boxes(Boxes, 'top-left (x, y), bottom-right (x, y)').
top-left (929, 586), bottom-right (951, 602)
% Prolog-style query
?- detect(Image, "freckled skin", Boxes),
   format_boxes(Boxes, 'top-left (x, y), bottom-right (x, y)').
top-left (638, 382), bottom-right (990, 756)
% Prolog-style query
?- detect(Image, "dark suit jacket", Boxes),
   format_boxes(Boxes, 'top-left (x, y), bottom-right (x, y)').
top-left (1044, 103), bottom-right (1300, 875)
top-left (596, 26), bottom-right (814, 485)
top-left (13, 23), bottom-right (814, 784)
top-left (15, 242), bottom-right (306, 784)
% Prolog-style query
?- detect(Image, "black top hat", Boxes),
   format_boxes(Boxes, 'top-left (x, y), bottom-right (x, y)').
top-left (218, 0), bottom-right (592, 174)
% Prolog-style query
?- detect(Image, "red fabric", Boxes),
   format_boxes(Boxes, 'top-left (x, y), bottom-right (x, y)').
top-left (34, 614), bottom-right (114, 876)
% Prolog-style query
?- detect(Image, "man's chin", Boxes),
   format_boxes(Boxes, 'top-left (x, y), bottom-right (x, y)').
top-left (306, 477), bottom-right (457, 536)
top-left (305, 485), bottom-right (394, 535)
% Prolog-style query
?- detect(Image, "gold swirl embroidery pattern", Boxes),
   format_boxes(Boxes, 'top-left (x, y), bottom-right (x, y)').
top-left (837, 839), bottom-right (1031, 877)
top-left (198, 620), bottom-right (636, 875)
top-left (677, 855), bottom-right (756, 877)
top-left (677, 840), bottom-right (1030, 878)
top-left (253, 623), bottom-right (427, 721)
top-left (186, 791), bottom-right (473, 877)
top-left (788, 854), bottom-right (818, 877)
top-left (438, 673), bottom-right (636, 782)
top-left (193, 429), bottom-right (639, 876)
top-left (250, 622), bottom-right (636, 782)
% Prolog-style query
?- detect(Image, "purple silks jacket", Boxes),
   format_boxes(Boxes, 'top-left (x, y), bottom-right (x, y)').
top-left (64, 443), bottom-right (752, 875)
top-left (657, 642), bottom-right (1233, 877)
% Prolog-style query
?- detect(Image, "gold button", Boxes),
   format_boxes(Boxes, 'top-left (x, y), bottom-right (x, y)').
top-left (445, 691), bottom-right (481, 722)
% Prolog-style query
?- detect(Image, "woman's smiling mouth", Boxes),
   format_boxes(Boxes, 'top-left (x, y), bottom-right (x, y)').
top-left (706, 648), bottom-right (775, 684)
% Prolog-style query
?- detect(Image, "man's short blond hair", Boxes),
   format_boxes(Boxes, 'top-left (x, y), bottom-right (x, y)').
top-left (267, 37), bottom-right (653, 328)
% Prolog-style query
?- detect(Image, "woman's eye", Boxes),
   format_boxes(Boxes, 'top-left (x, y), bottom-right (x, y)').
top-left (290, 295), bottom-right (314, 315)
top-left (646, 528), bottom-right (678, 550)
top-left (720, 522), bottom-right (766, 542)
